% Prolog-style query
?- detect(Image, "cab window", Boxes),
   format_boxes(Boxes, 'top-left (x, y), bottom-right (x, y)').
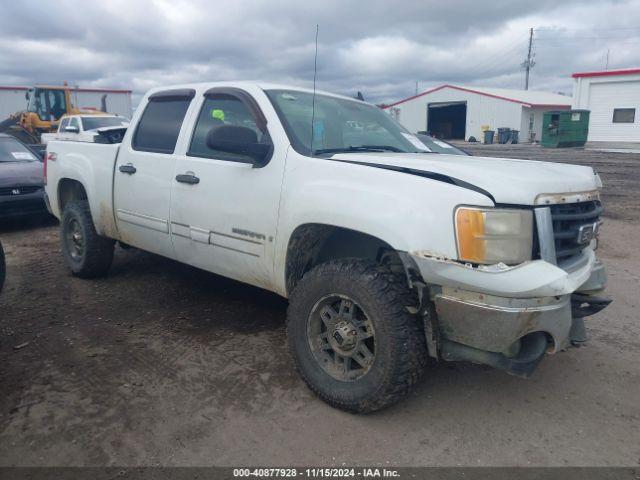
top-left (28, 89), bottom-right (67, 121)
top-left (133, 95), bottom-right (192, 154)
top-left (188, 94), bottom-right (270, 163)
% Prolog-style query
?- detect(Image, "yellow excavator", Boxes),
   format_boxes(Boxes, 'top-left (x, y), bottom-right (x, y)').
top-left (0, 83), bottom-right (107, 144)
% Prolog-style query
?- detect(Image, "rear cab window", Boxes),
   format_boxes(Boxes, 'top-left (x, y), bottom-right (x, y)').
top-left (132, 89), bottom-right (195, 154)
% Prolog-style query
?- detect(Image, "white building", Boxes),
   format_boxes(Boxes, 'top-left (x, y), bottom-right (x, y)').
top-left (0, 85), bottom-right (133, 120)
top-left (572, 68), bottom-right (640, 144)
top-left (382, 84), bottom-right (572, 143)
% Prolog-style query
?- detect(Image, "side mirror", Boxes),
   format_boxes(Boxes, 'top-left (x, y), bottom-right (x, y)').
top-left (206, 125), bottom-right (272, 167)
top-left (64, 125), bottom-right (80, 133)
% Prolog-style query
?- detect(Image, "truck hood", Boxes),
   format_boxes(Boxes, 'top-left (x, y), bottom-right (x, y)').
top-left (0, 160), bottom-right (44, 188)
top-left (331, 152), bottom-right (600, 205)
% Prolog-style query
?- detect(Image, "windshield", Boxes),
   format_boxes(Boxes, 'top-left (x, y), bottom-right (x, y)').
top-left (265, 89), bottom-right (430, 156)
top-left (82, 116), bottom-right (129, 131)
top-left (0, 137), bottom-right (37, 162)
top-left (27, 88), bottom-right (67, 120)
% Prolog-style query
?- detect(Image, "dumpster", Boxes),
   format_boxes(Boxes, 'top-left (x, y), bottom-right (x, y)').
top-left (483, 130), bottom-right (495, 144)
top-left (497, 127), bottom-right (512, 144)
top-left (541, 110), bottom-right (590, 148)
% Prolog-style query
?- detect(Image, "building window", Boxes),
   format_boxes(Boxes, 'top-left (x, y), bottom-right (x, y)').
top-left (612, 108), bottom-right (635, 123)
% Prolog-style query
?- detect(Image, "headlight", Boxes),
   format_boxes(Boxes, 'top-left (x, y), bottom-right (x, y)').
top-left (455, 207), bottom-right (533, 265)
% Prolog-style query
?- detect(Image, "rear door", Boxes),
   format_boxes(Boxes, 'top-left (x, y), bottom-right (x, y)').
top-left (170, 87), bottom-right (286, 289)
top-left (113, 89), bottom-right (195, 258)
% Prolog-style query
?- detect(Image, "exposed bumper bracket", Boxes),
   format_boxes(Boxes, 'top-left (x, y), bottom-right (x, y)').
top-left (571, 293), bottom-right (612, 318)
top-left (441, 332), bottom-right (548, 378)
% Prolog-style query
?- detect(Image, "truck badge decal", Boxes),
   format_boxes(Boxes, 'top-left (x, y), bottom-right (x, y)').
top-left (231, 228), bottom-right (266, 241)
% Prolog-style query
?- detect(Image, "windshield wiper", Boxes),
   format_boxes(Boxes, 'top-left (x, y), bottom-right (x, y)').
top-left (313, 145), bottom-right (406, 155)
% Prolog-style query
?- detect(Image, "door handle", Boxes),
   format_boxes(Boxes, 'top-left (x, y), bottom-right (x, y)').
top-left (119, 164), bottom-right (137, 174)
top-left (176, 173), bottom-right (200, 185)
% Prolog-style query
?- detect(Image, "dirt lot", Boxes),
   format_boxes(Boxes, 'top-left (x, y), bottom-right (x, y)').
top-left (1, 144), bottom-right (639, 467)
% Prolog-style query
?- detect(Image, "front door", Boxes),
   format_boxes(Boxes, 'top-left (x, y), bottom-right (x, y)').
top-left (113, 89), bottom-right (195, 259)
top-left (170, 88), bottom-right (286, 290)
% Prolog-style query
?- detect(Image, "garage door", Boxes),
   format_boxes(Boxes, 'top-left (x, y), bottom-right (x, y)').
top-left (588, 81), bottom-right (640, 142)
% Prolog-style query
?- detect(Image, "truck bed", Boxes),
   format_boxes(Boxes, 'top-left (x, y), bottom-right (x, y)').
top-left (45, 140), bottom-right (121, 239)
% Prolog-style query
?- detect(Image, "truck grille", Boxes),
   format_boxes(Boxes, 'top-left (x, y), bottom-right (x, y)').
top-left (549, 200), bottom-right (603, 262)
top-left (0, 185), bottom-right (41, 196)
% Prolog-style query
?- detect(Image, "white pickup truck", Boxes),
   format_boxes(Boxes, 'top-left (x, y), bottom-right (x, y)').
top-left (44, 82), bottom-right (610, 412)
top-left (41, 114), bottom-right (129, 145)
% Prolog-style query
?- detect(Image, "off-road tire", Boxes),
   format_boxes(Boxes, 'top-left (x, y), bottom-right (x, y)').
top-left (61, 200), bottom-right (114, 278)
top-left (287, 258), bottom-right (427, 413)
top-left (0, 240), bottom-right (6, 293)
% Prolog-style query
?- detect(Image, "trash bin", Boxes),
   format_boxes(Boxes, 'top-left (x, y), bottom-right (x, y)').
top-left (497, 128), bottom-right (512, 144)
top-left (541, 110), bottom-right (590, 148)
top-left (483, 130), bottom-right (495, 144)
top-left (511, 130), bottom-right (519, 144)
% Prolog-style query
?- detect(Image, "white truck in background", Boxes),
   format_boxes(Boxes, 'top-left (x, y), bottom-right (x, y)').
top-left (41, 114), bottom-right (129, 145)
top-left (43, 82), bottom-right (610, 413)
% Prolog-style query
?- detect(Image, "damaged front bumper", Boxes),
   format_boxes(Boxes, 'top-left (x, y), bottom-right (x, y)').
top-left (404, 249), bottom-right (610, 377)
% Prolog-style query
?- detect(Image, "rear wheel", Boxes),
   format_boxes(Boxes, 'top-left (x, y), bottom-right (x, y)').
top-left (61, 201), bottom-right (114, 278)
top-left (0, 240), bottom-right (6, 293)
top-left (287, 258), bottom-right (427, 413)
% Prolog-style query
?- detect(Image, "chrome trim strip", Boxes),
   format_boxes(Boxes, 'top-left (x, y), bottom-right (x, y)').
top-left (210, 241), bottom-right (260, 257)
top-left (535, 207), bottom-right (557, 265)
top-left (169, 221), bottom-right (261, 257)
top-left (190, 226), bottom-right (210, 244)
top-left (116, 209), bottom-right (169, 233)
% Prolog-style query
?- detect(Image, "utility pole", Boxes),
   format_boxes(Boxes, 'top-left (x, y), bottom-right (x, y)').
top-left (415, 81), bottom-right (418, 95)
top-left (605, 49), bottom-right (610, 70)
top-left (522, 27), bottom-right (535, 90)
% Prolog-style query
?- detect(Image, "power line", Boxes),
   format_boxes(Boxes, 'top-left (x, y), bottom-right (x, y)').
top-left (535, 41), bottom-right (640, 47)
top-left (462, 39), bottom-right (529, 78)
top-left (535, 26), bottom-right (640, 31)
top-left (536, 35), bottom-right (640, 41)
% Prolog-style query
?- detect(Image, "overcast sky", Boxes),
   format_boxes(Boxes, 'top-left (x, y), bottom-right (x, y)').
top-left (1, 0), bottom-right (639, 105)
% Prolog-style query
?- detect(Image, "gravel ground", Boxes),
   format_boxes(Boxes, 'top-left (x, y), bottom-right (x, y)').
top-left (0, 144), bottom-right (639, 467)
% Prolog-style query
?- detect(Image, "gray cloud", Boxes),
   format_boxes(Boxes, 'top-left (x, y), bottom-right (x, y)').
top-left (1, 0), bottom-right (639, 105)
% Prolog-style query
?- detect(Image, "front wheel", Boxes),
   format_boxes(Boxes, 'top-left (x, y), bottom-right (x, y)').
top-left (287, 258), bottom-right (427, 413)
top-left (61, 200), bottom-right (114, 278)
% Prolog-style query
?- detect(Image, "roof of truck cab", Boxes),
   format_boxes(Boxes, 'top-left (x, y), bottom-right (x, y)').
top-left (143, 81), bottom-right (362, 103)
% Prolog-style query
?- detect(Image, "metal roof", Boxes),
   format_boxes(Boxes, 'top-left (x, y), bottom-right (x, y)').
top-left (382, 84), bottom-right (572, 109)
top-left (572, 67), bottom-right (640, 78)
top-left (0, 85), bottom-right (132, 93)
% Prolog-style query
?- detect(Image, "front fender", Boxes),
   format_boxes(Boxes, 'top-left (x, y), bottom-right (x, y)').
top-left (273, 151), bottom-right (494, 294)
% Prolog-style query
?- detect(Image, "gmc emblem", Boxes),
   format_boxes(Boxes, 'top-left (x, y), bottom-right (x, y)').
top-left (577, 221), bottom-right (600, 244)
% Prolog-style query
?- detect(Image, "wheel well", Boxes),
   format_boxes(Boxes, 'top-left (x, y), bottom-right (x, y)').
top-left (285, 224), bottom-right (401, 295)
top-left (58, 179), bottom-right (87, 212)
